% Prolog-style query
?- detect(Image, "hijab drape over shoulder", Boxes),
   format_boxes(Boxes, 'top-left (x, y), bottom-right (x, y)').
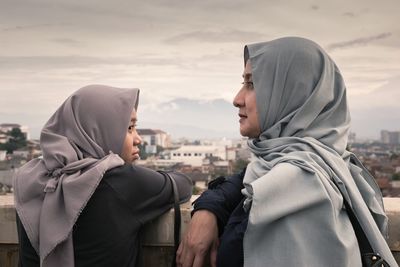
top-left (241, 37), bottom-right (397, 266)
top-left (13, 85), bottom-right (139, 267)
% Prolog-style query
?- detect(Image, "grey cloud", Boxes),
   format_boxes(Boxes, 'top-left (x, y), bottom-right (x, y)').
top-left (0, 56), bottom-right (184, 69)
top-left (0, 50), bottom-right (239, 74)
top-left (327, 32), bottom-right (392, 51)
top-left (350, 75), bottom-right (400, 109)
top-left (51, 38), bottom-right (82, 46)
top-left (311, 5), bottom-right (319, 10)
top-left (342, 12), bottom-right (355, 17)
top-left (164, 29), bottom-right (266, 44)
top-left (1, 23), bottom-right (66, 32)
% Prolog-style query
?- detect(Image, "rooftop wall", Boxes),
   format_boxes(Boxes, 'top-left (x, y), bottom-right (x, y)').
top-left (1, 195), bottom-right (399, 267)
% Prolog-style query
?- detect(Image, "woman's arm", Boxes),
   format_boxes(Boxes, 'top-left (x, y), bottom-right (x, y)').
top-left (192, 168), bottom-right (245, 233)
top-left (103, 164), bottom-right (192, 224)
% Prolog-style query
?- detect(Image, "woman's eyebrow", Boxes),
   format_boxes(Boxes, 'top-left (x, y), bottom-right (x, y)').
top-left (130, 118), bottom-right (137, 123)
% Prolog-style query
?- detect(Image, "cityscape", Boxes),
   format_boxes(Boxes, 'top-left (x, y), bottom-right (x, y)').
top-left (1, 123), bottom-right (399, 197)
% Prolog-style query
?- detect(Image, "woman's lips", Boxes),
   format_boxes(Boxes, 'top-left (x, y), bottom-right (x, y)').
top-left (132, 150), bottom-right (140, 160)
top-left (239, 113), bottom-right (247, 123)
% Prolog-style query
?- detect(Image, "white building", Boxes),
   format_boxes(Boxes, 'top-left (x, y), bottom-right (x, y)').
top-left (136, 158), bottom-right (183, 169)
top-left (137, 129), bottom-right (171, 154)
top-left (392, 181), bottom-right (400, 189)
top-left (0, 132), bottom-right (9, 144)
top-left (170, 145), bottom-right (227, 167)
top-left (395, 166), bottom-right (400, 174)
top-left (381, 130), bottom-right (400, 145)
top-left (0, 150), bottom-right (6, 161)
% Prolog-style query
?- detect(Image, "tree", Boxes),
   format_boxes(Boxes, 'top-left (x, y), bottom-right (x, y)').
top-left (10, 128), bottom-right (26, 143)
top-left (138, 142), bottom-right (148, 160)
top-left (0, 128), bottom-right (27, 153)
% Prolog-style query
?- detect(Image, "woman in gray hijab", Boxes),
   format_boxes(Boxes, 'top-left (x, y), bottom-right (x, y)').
top-left (13, 84), bottom-right (192, 267)
top-left (177, 37), bottom-right (397, 267)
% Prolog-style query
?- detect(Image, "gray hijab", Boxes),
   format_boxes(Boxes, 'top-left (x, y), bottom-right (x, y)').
top-left (241, 37), bottom-right (397, 266)
top-left (13, 85), bottom-right (139, 267)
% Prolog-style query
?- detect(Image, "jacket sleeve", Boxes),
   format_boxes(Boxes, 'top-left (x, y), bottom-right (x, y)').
top-left (16, 213), bottom-right (40, 266)
top-left (104, 164), bottom-right (192, 224)
top-left (192, 168), bottom-right (246, 234)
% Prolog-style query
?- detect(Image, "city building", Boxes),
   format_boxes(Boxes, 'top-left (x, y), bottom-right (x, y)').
top-left (202, 158), bottom-right (232, 176)
top-left (0, 131), bottom-right (9, 144)
top-left (381, 130), bottom-right (400, 145)
top-left (169, 145), bottom-right (227, 167)
top-left (0, 151), bottom-right (6, 161)
top-left (137, 129), bottom-right (171, 154)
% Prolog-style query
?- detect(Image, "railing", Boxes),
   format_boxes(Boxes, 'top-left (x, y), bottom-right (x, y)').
top-left (1, 195), bottom-right (399, 267)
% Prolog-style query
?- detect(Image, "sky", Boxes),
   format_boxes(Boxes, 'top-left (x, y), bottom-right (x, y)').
top-left (0, 0), bottom-right (399, 140)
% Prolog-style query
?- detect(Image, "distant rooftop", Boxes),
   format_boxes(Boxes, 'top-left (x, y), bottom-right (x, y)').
top-left (0, 123), bottom-right (21, 128)
top-left (171, 145), bottom-right (223, 152)
top-left (137, 129), bottom-right (167, 135)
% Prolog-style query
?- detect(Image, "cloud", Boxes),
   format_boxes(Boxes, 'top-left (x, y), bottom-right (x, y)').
top-left (327, 32), bottom-right (392, 51)
top-left (349, 75), bottom-right (400, 109)
top-left (0, 55), bottom-right (185, 70)
top-left (139, 97), bottom-right (238, 139)
top-left (1, 23), bottom-right (67, 32)
top-left (164, 29), bottom-right (266, 44)
top-left (50, 38), bottom-right (82, 46)
top-left (311, 5), bottom-right (319, 10)
top-left (342, 12), bottom-right (355, 17)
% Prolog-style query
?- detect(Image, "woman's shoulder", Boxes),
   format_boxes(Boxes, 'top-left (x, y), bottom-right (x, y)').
top-left (104, 163), bottom-right (130, 177)
top-left (261, 162), bottom-right (315, 184)
top-left (252, 162), bottom-right (337, 203)
top-left (101, 164), bottom-right (158, 192)
top-left (104, 163), bottom-right (157, 179)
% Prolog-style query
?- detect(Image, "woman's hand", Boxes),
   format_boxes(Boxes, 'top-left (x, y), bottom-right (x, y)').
top-left (176, 210), bottom-right (219, 267)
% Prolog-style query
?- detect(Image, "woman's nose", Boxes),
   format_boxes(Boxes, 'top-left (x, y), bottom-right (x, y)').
top-left (233, 88), bottom-right (245, 108)
top-left (133, 134), bottom-right (142, 145)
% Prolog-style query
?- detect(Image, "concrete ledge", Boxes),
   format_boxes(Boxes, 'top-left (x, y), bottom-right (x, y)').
top-left (385, 198), bottom-right (400, 263)
top-left (1, 195), bottom-right (399, 266)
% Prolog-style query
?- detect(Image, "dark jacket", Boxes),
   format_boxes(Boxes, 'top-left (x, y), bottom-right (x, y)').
top-left (16, 164), bottom-right (192, 267)
top-left (192, 169), bottom-right (247, 267)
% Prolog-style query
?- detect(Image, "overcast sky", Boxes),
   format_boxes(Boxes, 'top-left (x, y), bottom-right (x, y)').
top-left (0, 0), bottom-right (399, 139)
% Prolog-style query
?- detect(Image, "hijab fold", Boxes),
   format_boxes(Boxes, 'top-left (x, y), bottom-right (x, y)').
top-left (13, 85), bottom-right (139, 267)
top-left (241, 37), bottom-right (397, 266)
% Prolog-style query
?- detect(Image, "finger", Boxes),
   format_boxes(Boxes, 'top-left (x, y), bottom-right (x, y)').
top-left (176, 242), bottom-right (183, 263)
top-left (181, 244), bottom-right (195, 267)
top-left (210, 245), bottom-right (218, 267)
top-left (192, 253), bottom-right (205, 267)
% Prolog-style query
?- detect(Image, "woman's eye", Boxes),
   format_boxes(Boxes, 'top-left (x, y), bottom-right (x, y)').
top-left (242, 81), bottom-right (254, 88)
top-left (128, 124), bottom-right (137, 131)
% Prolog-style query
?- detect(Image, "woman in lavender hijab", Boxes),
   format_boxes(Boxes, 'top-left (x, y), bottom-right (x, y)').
top-left (13, 85), bottom-right (192, 267)
top-left (177, 37), bottom-right (396, 267)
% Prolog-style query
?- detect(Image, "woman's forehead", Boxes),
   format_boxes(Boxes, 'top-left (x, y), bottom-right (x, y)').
top-left (242, 61), bottom-right (252, 79)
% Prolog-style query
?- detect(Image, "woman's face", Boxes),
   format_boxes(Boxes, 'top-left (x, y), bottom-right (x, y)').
top-left (233, 60), bottom-right (261, 138)
top-left (120, 110), bottom-right (142, 163)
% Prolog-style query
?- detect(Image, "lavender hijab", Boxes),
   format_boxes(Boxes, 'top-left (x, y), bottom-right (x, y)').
top-left (241, 38), bottom-right (397, 266)
top-left (13, 85), bottom-right (139, 267)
